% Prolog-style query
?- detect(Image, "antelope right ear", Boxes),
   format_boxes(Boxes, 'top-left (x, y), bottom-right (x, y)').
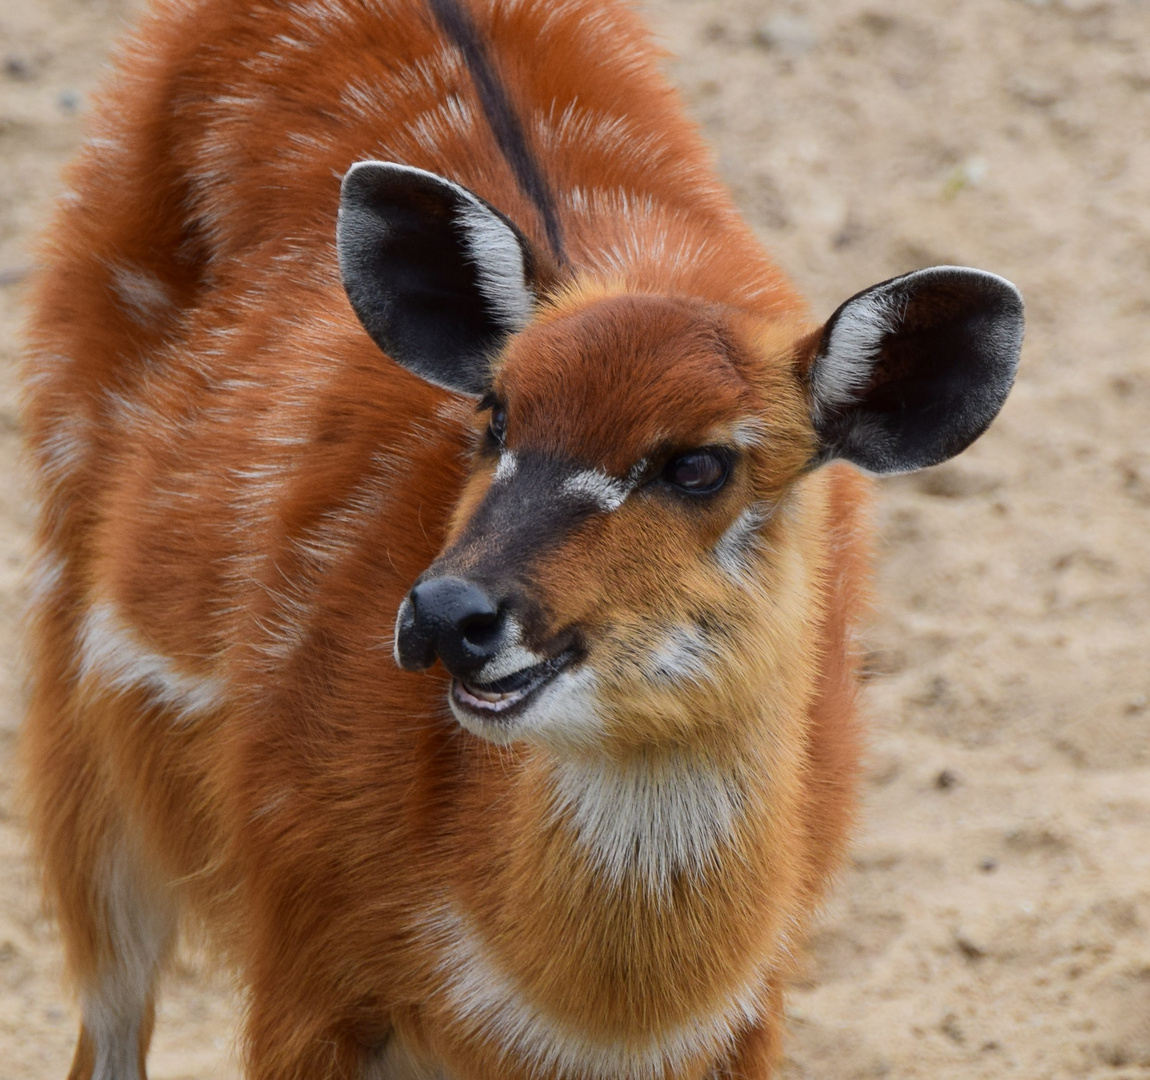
top-left (808, 266), bottom-right (1024, 473)
top-left (337, 161), bottom-right (536, 395)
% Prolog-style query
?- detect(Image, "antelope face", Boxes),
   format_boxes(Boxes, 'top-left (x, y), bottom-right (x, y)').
top-left (394, 291), bottom-right (813, 749)
top-left (338, 162), bottom-right (1024, 750)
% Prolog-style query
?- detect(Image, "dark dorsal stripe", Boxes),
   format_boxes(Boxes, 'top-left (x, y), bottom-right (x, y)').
top-left (427, 0), bottom-right (566, 264)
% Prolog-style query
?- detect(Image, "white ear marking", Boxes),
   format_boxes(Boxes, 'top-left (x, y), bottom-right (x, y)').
top-left (457, 201), bottom-right (532, 331)
top-left (809, 265), bottom-right (1024, 473)
top-left (341, 159), bottom-right (534, 335)
top-left (809, 289), bottom-right (903, 422)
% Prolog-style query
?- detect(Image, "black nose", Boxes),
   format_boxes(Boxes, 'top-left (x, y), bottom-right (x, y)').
top-left (395, 577), bottom-right (506, 677)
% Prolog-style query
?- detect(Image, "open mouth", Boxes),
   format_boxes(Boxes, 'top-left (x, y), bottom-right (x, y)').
top-left (452, 650), bottom-right (576, 718)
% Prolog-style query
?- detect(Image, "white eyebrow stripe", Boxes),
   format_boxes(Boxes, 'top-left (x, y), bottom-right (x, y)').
top-left (626, 457), bottom-right (649, 484)
top-left (560, 469), bottom-right (633, 512)
top-left (698, 418), bottom-right (767, 452)
top-left (728, 417), bottom-right (768, 450)
top-left (494, 451), bottom-right (518, 483)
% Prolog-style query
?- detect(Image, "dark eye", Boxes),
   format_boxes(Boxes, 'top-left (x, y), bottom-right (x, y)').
top-left (662, 450), bottom-right (729, 494)
top-left (488, 406), bottom-right (508, 446)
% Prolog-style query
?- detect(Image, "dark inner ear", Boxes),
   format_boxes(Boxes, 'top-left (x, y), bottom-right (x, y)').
top-left (337, 162), bottom-right (537, 395)
top-left (811, 267), bottom-right (1024, 474)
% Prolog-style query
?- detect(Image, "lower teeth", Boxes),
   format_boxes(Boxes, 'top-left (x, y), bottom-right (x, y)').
top-left (468, 684), bottom-right (518, 703)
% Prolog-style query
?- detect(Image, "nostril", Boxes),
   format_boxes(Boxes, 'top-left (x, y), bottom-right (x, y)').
top-left (459, 610), bottom-right (502, 649)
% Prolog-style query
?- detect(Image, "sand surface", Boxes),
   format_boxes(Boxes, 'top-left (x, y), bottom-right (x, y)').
top-left (0, 0), bottom-right (1147, 1077)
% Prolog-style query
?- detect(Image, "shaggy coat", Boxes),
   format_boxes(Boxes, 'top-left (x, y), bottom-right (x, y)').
top-left (20, 0), bottom-right (1022, 1078)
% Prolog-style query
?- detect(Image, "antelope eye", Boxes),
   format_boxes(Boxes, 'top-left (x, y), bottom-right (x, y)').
top-left (662, 450), bottom-right (729, 494)
top-left (488, 406), bottom-right (508, 446)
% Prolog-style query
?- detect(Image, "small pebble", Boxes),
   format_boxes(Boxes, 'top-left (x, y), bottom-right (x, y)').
top-left (4, 55), bottom-right (33, 81)
top-left (935, 768), bottom-right (959, 790)
top-left (58, 89), bottom-right (81, 113)
top-left (954, 932), bottom-right (986, 959)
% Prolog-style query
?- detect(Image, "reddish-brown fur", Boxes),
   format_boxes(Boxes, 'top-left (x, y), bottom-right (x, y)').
top-left (21, 1), bottom-right (873, 1077)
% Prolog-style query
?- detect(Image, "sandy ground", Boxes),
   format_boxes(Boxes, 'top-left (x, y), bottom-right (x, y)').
top-left (0, 0), bottom-right (1148, 1077)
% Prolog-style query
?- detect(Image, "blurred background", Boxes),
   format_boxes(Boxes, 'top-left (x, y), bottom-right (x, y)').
top-left (0, 0), bottom-right (1147, 1077)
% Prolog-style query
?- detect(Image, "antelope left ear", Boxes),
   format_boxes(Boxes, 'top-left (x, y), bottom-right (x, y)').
top-left (337, 161), bottom-right (536, 395)
top-left (808, 266), bottom-right (1024, 473)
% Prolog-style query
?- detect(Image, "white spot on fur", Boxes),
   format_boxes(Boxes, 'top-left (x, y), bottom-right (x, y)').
top-left (560, 469), bottom-right (632, 512)
top-left (494, 451), bottom-right (518, 483)
top-left (810, 289), bottom-right (903, 423)
top-left (642, 624), bottom-right (717, 687)
top-left (109, 264), bottom-right (172, 327)
top-left (24, 548), bottom-right (66, 609)
top-left (82, 841), bottom-right (176, 1080)
top-left (287, 0), bottom-right (358, 32)
top-left (423, 903), bottom-right (763, 1080)
top-left (78, 602), bottom-right (226, 721)
top-left (35, 420), bottom-right (90, 484)
top-left (549, 752), bottom-right (743, 894)
top-left (712, 503), bottom-right (772, 583)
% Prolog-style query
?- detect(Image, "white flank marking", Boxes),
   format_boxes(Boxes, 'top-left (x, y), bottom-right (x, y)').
top-left (549, 752), bottom-right (743, 894)
top-left (423, 904), bottom-right (763, 1080)
top-left (560, 469), bottom-right (632, 513)
top-left (78, 602), bottom-right (226, 721)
